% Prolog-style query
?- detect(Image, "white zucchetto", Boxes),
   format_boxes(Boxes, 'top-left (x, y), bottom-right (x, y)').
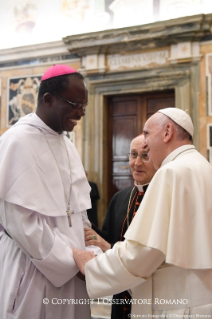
top-left (158, 108), bottom-right (194, 137)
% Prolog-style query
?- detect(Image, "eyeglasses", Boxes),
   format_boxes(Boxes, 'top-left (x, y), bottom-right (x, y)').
top-left (128, 152), bottom-right (149, 162)
top-left (53, 93), bottom-right (88, 109)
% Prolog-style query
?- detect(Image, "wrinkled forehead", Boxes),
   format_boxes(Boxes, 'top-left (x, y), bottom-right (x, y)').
top-left (143, 113), bottom-right (161, 133)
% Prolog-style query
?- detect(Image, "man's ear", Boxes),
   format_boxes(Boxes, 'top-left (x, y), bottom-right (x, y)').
top-left (43, 92), bottom-right (54, 105)
top-left (163, 123), bottom-right (173, 143)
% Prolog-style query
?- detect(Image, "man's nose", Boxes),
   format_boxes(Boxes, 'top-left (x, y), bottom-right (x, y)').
top-left (81, 107), bottom-right (86, 115)
top-left (76, 106), bottom-right (86, 116)
top-left (134, 155), bottom-right (143, 165)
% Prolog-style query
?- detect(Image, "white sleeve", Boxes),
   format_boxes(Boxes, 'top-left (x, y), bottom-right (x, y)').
top-left (85, 240), bottom-right (165, 298)
top-left (119, 239), bottom-right (165, 277)
top-left (81, 210), bottom-right (91, 228)
top-left (0, 200), bottom-right (79, 287)
top-left (81, 210), bottom-right (103, 256)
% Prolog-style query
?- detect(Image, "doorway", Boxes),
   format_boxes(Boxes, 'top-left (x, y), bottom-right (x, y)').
top-left (107, 90), bottom-right (175, 202)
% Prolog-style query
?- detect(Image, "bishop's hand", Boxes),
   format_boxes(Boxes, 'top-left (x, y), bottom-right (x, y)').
top-left (72, 248), bottom-right (95, 275)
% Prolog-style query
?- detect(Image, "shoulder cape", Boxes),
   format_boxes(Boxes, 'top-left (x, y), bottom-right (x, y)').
top-left (125, 149), bottom-right (212, 269)
top-left (0, 113), bottom-right (91, 217)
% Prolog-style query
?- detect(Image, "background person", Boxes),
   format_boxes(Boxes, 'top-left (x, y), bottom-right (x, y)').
top-left (85, 171), bottom-right (100, 227)
top-left (0, 64), bottom-right (101, 319)
top-left (84, 134), bottom-right (156, 319)
top-left (73, 108), bottom-right (212, 316)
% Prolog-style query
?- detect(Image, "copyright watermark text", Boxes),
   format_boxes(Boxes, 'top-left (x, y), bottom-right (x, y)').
top-left (128, 315), bottom-right (211, 318)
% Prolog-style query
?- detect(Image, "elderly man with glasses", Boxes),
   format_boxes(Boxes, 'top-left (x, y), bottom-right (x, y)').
top-left (0, 64), bottom-right (101, 319)
top-left (84, 134), bottom-right (156, 319)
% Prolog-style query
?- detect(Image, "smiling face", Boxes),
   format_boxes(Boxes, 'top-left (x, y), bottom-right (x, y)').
top-left (48, 77), bottom-right (88, 132)
top-left (129, 135), bottom-right (156, 185)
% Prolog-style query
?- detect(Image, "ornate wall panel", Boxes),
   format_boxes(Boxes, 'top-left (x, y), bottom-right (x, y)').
top-left (7, 75), bottom-right (41, 126)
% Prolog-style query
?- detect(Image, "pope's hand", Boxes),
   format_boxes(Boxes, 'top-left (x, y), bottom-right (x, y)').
top-left (72, 248), bottom-right (95, 275)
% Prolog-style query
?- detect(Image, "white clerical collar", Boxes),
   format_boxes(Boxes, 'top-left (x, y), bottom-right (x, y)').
top-left (33, 113), bottom-right (67, 136)
top-left (134, 182), bottom-right (149, 192)
top-left (15, 113), bottom-right (67, 136)
top-left (161, 145), bottom-right (196, 167)
top-left (15, 113), bottom-right (57, 135)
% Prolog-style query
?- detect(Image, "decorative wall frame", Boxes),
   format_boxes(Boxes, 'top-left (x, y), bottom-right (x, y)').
top-left (7, 75), bottom-right (41, 126)
top-left (207, 124), bottom-right (212, 164)
top-left (206, 53), bottom-right (212, 116)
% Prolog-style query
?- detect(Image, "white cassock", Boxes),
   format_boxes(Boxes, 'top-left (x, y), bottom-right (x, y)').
top-left (0, 113), bottom-right (102, 319)
top-left (85, 145), bottom-right (212, 316)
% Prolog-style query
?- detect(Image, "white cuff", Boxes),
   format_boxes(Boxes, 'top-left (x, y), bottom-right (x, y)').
top-left (32, 232), bottom-right (78, 287)
top-left (85, 242), bottom-right (145, 298)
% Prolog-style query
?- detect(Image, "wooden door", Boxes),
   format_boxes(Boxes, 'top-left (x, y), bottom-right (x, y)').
top-left (107, 90), bottom-right (175, 202)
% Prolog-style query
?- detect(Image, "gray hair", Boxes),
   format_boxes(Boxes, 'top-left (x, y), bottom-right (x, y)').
top-left (129, 134), bottom-right (145, 151)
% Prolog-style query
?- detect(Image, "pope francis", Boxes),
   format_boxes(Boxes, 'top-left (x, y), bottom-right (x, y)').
top-left (73, 108), bottom-right (212, 317)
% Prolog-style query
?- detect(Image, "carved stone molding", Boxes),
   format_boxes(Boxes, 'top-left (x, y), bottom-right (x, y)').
top-left (169, 41), bottom-right (202, 64)
top-left (63, 14), bottom-right (212, 56)
top-left (0, 41), bottom-right (71, 64)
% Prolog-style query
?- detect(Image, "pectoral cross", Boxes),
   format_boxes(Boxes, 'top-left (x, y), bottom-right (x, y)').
top-left (67, 209), bottom-right (74, 227)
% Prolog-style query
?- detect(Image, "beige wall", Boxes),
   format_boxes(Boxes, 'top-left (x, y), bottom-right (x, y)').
top-left (199, 42), bottom-right (212, 158)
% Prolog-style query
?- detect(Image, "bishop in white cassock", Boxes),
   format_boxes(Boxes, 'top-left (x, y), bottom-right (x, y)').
top-left (0, 65), bottom-right (102, 319)
top-left (73, 108), bottom-right (212, 317)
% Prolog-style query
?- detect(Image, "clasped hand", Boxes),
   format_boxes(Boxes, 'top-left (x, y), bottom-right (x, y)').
top-left (84, 227), bottom-right (111, 252)
top-left (72, 247), bottom-right (95, 275)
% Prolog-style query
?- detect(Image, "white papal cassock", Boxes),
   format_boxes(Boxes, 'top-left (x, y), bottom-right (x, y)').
top-left (85, 145), bottom-right (212, 316)
top-left (0, 113), bottom-right (101, 319)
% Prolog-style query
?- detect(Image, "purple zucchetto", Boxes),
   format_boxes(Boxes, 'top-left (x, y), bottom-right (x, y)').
top-left (41, 64), bottom-right (77, 81)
